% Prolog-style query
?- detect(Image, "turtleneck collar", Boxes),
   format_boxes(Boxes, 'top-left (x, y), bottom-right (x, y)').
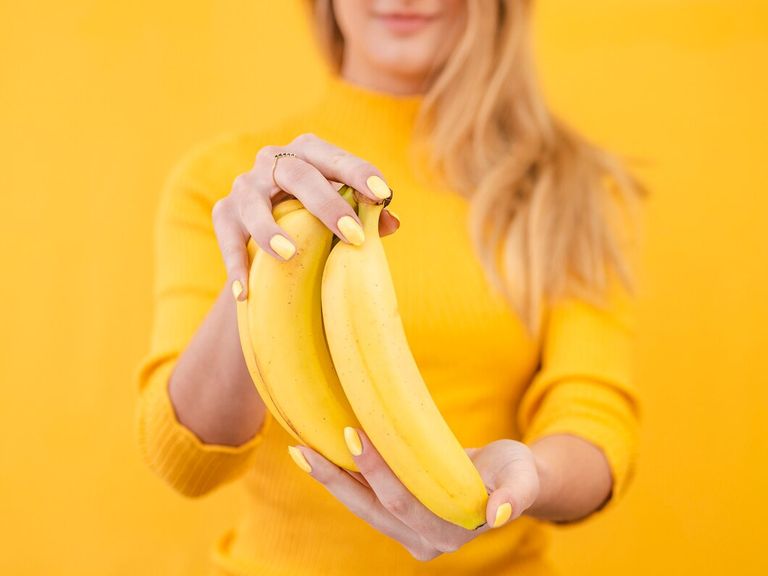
top-left (325, 73), bottom-right (423, 107)
top-left (310, 73), bottom-right (424, 143)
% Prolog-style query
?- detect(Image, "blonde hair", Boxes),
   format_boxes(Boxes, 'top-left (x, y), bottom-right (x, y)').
top-left (306, 0), bottom-right (647, 338)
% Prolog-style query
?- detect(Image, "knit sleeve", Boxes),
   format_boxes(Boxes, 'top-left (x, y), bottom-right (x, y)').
top-left (517, 186), bottom-right (644, 510)
top-left (133, 132), bottom-right (271, 498)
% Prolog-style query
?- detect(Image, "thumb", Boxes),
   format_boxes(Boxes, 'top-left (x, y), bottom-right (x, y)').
top-left (472, 440), bottom-right (541, 528)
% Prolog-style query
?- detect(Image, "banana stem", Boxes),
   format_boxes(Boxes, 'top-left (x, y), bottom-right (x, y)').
top-left (338, 185), bottom-right (359, 210)
top-left (358, 201), bottom-right (384, 238)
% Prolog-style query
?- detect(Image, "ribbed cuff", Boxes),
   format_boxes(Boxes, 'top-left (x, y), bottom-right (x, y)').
top-left (520, 379), bottom-right (639, 505)
top-left (135, 359), bottom-right (271, 497)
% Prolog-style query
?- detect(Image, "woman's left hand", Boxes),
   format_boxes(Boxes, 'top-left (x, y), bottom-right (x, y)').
top-left (291, 429), bottom-right (541, 561)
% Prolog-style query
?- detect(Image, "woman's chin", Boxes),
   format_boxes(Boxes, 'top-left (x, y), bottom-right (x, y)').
top-left (366, 50), bottom-right (437, 81)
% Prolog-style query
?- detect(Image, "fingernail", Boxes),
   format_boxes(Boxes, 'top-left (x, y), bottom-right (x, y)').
top-left (269, 234), bottom-right (296, 260)
top-left (337, 215), bottom-right (365, 246)
top-left (493, 502), bottom-right (513, 528)
top-left (231, 279), bottom-right (244, 301)
top-left (386, 209), bottom-right (400, 224)
top-left (366, 175), bottom-right (392, 200)
top-left (287, 446), bottom-right (312, 473)
top-left (343, 427), bottom-right (363, 456)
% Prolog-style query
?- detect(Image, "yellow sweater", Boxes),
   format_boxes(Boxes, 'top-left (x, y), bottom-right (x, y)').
top-left (135, 74), bottom-right (640, 576)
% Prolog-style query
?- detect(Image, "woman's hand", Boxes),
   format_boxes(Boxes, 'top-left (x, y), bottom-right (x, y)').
top-left (290, 430), bottom-right (541, 561)
top-left (211, 133), bottom-right (400, 300)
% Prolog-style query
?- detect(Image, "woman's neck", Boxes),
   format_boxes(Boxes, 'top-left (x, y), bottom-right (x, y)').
top-left (340, 50), bottom-right (427, 97)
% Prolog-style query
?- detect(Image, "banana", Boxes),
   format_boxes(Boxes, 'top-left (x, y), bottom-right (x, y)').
top-left (321, 198), bottom-right (489, 529)
top-left (234, 199), bottom-right (302, 442)
top-left (235, 192), bottom-right (361, 471)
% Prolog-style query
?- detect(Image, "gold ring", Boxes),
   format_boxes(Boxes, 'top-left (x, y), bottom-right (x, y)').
top-left (272, 152), bottom-right (297, 189)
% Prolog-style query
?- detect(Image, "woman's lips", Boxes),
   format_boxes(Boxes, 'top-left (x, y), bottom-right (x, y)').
top-left (375, 13), bottom-right (436, 35)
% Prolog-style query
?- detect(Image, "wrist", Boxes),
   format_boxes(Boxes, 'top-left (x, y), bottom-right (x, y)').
top-left (525, 440), bottom-right (564, 519)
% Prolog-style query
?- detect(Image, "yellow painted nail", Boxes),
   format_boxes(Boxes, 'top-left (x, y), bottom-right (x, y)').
top-left (287, 446), bottom-right (312, 473)
top-left (337, 215), bottom-right (365, 246)
top-left (366, 175), bottom-right (392, 200)
top-left (493, 502), bottom-right (513, 528)
top-left (344, 427), bottom-right (363, 456)
top-left (231, 279), bottom-right (243, 301)
top-left (269, 234), bottom-right (296, 260)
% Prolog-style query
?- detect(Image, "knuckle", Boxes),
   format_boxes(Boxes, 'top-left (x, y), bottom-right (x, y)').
top-left (228, 264), bottom-right (247, 280)
top-left (345, 494), bottom-right (374, 519)
top-left (256, 145), bottom-right (280, 162)
top-left (291, 132), bottom-right (318, 147)
top-left (308, 465), bottom-right (334, 486)
top-left (211, 199), bottom-right (229, 223)
top-left (219, 241), bottom-right (242, 259)
top-left (231, 172), bottom-right (253, 194)
top-left (407, 546), bottom-right (440, 562)
top-left (381, 496), bottom-right (410, 517)
top-left (433, 540), bottom-right (461, 554)
top-left (330, 153), bottom-right (375, 183)
top-left (329, 151), bottom-right (351, 167)
top-left (355, 160), bottom-right (376, 178)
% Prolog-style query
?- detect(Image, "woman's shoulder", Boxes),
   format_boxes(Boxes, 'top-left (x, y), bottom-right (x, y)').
top-left (171, 117), bottom-right (307, 178)
top-left (163, 115), bottom-right (312, 204)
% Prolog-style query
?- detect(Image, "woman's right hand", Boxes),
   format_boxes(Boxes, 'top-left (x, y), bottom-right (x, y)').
top-left (211, 132), bottom-right (400, 301)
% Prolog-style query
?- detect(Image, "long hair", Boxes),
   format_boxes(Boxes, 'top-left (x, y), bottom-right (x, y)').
top-left (306, 0), bottom-right (647, 338)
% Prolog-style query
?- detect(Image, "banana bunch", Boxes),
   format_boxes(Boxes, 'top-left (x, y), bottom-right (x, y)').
top-left (236, 186), bottom-right (488, 529)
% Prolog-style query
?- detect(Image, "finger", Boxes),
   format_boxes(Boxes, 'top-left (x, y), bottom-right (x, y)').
top-left (380, 209), bottom-right (400, 237)
top-left (211, 198), bottom-right (251, 300)
top-left (471, 440), bottom-right (541, 528)
top-left (255, 147), bottom-right (365, 247)
top-left (235, 177), bottom-right (298, 262)
top-left (293, 446), bottom-right (425, 552)
top-left (345, 428), bottom-right (472, 553)
top-left (487, 463), bottom-right (539, 527)
top-left (286, 133), bottom-right (393, 204)
top-left (344, 469), bottom-right (372, 489)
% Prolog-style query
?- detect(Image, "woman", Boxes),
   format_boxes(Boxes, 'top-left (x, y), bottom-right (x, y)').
top-left (136, 0), bottom-right (645, 574)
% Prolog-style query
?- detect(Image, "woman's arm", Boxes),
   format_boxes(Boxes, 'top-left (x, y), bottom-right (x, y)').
top-left (135, 134), bottom-right (278, 498)
top-left (528, 433), bottom-right (613, 522)
top-left (168, 282), bottom-right (265, 446)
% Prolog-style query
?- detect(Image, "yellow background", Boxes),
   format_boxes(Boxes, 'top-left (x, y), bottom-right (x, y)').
top-left (1, 1), bottom-right (766, 574)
